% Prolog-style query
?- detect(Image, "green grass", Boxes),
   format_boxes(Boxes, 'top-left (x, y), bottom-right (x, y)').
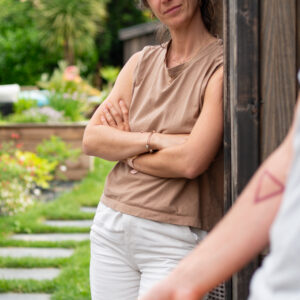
top-left (0, 158), bottom-right (114, 299)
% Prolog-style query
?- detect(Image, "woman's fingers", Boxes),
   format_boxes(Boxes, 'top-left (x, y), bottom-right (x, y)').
top-left (100, 113), bottom-right (109, 126)
top-left (107, 102), bottom-right (123, 126)
top-left (103, 106), bottom-right (117, 127)
top-left (119, 100), bottom-right (130, 131)
top-left (101, 100), bottom-right (130, 131)
top-left (119, 100), bottom-right (129, 122)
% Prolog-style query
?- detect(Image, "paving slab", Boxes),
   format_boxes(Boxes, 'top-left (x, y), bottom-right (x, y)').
top-left (0, 293), bottom-right (51, 300)
top-left (0, 268), bottom-right (60, 280)
top-left (80, 206), bottom-right (97, 213)
top-left (11, 233), bottom-right (90, 242)
top-left (0, 247), bottom-right (74, 258)
top-left (44, 220), bottom-right (93, 228)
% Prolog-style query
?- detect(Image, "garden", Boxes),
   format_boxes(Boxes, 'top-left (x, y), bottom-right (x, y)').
top-left (0, 0), bottom-right (150, 298)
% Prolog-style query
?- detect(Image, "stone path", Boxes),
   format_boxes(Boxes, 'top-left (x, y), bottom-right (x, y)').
top-left (80, 206), bottom-right (97, 213)
top-left (0, 206), bottom-right (96, 299)
top-left (11, 233), bottom-right (90, 242)
top-left (0, 247), bottom-right (74, 258)
top-left (0, 268), bottom-right (60, 280)
top-left (0, 294), bottom-right (51, 300)
top-left (44, 219), bottom-right (93, 228)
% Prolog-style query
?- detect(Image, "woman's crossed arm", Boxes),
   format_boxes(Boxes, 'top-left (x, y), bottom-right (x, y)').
top-left (83, 50), bottom-right (224, 179)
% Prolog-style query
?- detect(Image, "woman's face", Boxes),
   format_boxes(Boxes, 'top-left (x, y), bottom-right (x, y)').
top-left (146, 0), bottom-right (200, 29)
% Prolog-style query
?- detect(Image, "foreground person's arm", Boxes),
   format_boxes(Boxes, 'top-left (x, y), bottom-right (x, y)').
top-left (140, 100), bottom-right (298, 300)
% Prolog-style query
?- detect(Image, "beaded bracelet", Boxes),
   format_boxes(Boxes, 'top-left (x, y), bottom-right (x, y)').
top-left (146, 130), bottom-right (156, 153)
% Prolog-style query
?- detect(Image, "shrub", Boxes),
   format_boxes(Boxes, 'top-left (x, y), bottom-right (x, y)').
top-left (0, 134), bottom-right (80, 215)
top-left (13, 98), bottom-right (38, 114)
top-left (0, 150), bottom-right (57, 215)
top-left (48, 93), bottom-right (83, 122)
top-left (36, 135), bottom-right (81, 178)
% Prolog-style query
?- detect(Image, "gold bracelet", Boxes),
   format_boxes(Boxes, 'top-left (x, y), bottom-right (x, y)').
top-left (146, 130), bottom-right (155, 153)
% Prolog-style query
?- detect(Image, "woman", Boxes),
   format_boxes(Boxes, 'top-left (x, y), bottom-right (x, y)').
top-left (83, 1), bottom-right (224, 299)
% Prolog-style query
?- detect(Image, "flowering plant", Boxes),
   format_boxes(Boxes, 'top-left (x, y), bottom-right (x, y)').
top-left (0, 150), bottom-right (56, 215)
top-left (36, 135), bottom-right (80, 179)
top-left (0, 133), bottom-right (72, 215)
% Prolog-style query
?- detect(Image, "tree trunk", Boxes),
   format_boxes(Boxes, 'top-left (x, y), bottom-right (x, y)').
top-left (64, 39), bottom-right (75, 65)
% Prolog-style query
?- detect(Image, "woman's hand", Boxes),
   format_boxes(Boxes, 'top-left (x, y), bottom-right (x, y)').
top-left (100, 100), bottom-right (130, 132)
top-left (139, 277), bottom-right (200, 300)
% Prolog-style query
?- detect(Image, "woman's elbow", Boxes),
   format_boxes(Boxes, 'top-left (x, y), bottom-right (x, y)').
top-left (183, 159), bottom-right (210, 179)
top-left (82, 127), bottom-right (95, 156)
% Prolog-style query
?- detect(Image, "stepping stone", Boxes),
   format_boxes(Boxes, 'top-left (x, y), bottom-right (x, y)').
top-left (0, 247), bottom-right (74, 258)
top-left (44, 220), bottom-right (93, 228)
top-left (11, 233), bottom-right (90, 242)
top-left (0, 294), bottom-right (51, 300)
top-left (80, 206), bottom-right (97, 213)
top-left (0, 268), bottom-right (60, 280)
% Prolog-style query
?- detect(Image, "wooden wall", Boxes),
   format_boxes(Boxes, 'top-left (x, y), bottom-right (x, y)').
top-left (260, 0), bottom-right (298, 160)
top-left (119, 22), bottom-right (158, 64)
top-left (224, 0), bottom-right (300, 299)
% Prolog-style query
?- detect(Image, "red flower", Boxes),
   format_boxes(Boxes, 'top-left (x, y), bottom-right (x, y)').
top-left (16, 143), bottom-right (23, 149)
top-left (11, 133), bottom-right (20, 139)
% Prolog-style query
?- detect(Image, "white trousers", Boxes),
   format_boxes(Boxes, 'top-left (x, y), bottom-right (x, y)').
top-left (90, 202), bottom-right (207, 300)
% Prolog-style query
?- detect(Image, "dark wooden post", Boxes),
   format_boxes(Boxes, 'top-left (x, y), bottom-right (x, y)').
top-left (224, 0), bottom-right (260, 299)
top-left (297, 0), bottom-right (300, 72)
top-left (223, 0), bottom-right (232, 298)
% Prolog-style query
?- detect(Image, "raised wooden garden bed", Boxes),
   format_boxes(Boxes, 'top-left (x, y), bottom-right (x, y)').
top-left (0, 123), bottom-right (92, 181)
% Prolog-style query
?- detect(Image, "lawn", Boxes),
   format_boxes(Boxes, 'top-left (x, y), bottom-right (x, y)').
top-left (0, 158), bottom-right (114, 299)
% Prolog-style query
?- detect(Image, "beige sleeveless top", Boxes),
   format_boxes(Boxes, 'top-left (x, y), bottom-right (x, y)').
top-left (101, 39), bottom-right (224, 231)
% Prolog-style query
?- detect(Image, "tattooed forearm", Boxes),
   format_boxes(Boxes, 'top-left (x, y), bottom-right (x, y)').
top-left (254, 170), bottom-right (285, 203)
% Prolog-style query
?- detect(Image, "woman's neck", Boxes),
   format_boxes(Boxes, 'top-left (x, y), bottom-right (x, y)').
top-left (167, 11), bottom-right (214, 67)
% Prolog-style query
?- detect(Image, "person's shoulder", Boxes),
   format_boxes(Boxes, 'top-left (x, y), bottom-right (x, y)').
top-left (126, 44), bottom-right (163, 69)
top-left (207, 38), bottom-right (223, 65)
top-left (211, 38), bottom-right (223, 56)
top-left (140, 44), bottom-right (165, 59)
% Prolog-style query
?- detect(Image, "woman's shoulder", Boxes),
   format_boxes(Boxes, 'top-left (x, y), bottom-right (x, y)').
top-left (139, 44), bottom-right (166, 61)
top-left (200, 38), bottom-right (224, 66)
top-left (208, 38), bottom-right (224, 57)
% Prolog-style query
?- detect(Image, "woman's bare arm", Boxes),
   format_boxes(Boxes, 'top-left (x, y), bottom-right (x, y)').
top-left (132, 66), bottom-right (224, 179)
top-left (82, 52), bottom-right (190, 161)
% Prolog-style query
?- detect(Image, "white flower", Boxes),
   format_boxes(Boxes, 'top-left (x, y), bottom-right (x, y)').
top-left (33, 188), bottom-right (41, 196)
top-left (60, 165), bottom-right (67, 172)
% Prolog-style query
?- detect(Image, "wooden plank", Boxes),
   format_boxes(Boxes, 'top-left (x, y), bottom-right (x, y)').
top-left (226, 0), bottom-right (260, 299)
top-left (261, 0), bottom-right (297, 160)
top-left (0, 127), bottom-right (85, 141)
top-left (223, 0), bottom-right (232, 298)
top-left (297, 0), bottom-right (300, 73)
top-left (65, 155), bottom-right (90, 169)
top-left (63, 169), bottom-right (89, 181)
